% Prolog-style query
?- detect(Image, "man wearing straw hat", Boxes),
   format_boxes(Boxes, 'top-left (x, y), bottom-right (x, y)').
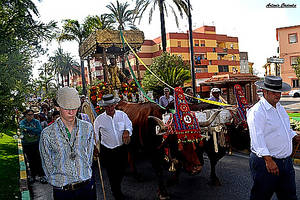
top-left (247, 76), bottom-right (300, 200)
top-left (39, 87), bottom-right (96, 200)
top-left (94, 94), bottom-right (132, 200)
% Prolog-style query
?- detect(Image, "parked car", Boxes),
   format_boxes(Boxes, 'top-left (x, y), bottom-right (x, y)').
top-left (289, 89), bottom-right (300, 97)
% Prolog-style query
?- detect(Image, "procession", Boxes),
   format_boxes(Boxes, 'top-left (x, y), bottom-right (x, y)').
top-left (2, 0), bottom-right (300, 200)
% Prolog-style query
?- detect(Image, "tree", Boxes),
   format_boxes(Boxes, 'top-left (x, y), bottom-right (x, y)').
top-left (106, 0), bottom-right (138, 30)
top-left (292, 57), bottom-right (300, 79)
top-left (58, 16), bottom-right (113, 94)
top-left (0, 0), bottom-right (57, 132)
top-left (134, 0), bottom-right (188, 52)
top-left (142, 52), bottom-right (191, 95)
top-left (48, 48), bottom-right (80, 87)
top-left (37, 63), bottom-right (56, 95)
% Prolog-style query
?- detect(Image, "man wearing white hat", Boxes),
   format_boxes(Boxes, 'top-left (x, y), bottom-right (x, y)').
top-left (247, 76), bottom-right (300, 200)
top-left (94, 94), bottom-right (132, 200)
top-left (39, 87), bottom-right (96, 200)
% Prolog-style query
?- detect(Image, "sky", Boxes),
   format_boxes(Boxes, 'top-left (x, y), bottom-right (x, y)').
top-left (32, 0), bottom-right (300, 78)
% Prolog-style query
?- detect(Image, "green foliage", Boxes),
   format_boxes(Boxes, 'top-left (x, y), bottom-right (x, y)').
top-left (0, 131), bottom-right (20, 199)
top-left (133, 0), bottom-right (188, 27)
top-left (0, 0), bottom-right (57, 132)
top-left (142, 52), bottom-right (191, 95)
top-left (48, 48), bottom-right (80, 87)
top-left (106, 0), bottom-right (138, 30)
top-left (292, 57), bottom-right (300, 79)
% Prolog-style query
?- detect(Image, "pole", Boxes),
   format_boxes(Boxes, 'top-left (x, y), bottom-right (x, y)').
top-left (97, 157), bottom-right (107, 200)
top-left (80, 59), bottom-right (87, 96)
top-left (187, 0), bottom-right (196, 97)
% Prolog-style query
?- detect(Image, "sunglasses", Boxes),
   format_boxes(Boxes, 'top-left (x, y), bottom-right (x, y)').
top-left (27, 113), bottom-right (34, 116)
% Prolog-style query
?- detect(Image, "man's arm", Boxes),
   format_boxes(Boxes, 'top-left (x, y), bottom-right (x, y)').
top-left (39, 131), bottom-right (53, 180)
top-left (247, 109), bottom-right (278, 175)
top-left (122, 113), bottom-right (133, 145)
top-left (87, 124), bottom-right (95, 165)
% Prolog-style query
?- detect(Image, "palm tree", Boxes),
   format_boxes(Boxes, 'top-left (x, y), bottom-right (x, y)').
top-left (37, 63), bottom-right (55, 94)
top-left (58, 16), bottom-right (113, 93)
top-left (49, 48), bottom-right (65, 87)
top-left (49, 48), bottom-right (80, 87)
top-left (134, 0), bottom-right (188, 52)
top-left (106, 0), bottom-right (137, 30)
top-left (61, 53), bottom-right (80, 86)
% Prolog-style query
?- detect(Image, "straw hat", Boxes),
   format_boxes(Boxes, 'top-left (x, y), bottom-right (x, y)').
top-left (56, 87), bottom-right (81, 109)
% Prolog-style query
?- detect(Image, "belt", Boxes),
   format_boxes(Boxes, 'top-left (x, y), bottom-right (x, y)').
top-left (53, 179), bottom-right (91, 191)
top-left (272, 156), bottom-right (290, 160)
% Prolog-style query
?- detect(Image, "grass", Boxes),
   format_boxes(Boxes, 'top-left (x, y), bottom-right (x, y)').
top-left (0, 129), bottom-right (20, 199)
top-left (288, 113), bottom-right (300, 118)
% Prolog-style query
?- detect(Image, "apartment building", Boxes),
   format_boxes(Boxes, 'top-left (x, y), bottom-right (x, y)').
top-left (128, 25), bottom-right (240, 91)
top-left (276, 25), bottom-right (300, 88)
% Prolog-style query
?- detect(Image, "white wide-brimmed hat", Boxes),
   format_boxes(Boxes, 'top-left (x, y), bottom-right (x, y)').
top-left (255, 76), bottom-right (291, 92)
top-left (56, 87), bottom-right (81, 110)
top-left (211, 88), bottom-right (221, 93)
top-left (98, 94), bottom-right (120, 107)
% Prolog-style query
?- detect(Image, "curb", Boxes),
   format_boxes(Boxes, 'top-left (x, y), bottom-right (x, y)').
top-left (18, 138), bottom-right (31, 200)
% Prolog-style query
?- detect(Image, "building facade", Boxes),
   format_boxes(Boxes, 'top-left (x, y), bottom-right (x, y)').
top-left (128, 25), bottom-right (241, 92)
top-left (276, 25), bottom-right (300, 88)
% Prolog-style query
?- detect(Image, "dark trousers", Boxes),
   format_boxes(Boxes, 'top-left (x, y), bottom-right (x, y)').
top-left (23, 143), bottom-right (44, 177)
top-left (53, 180), bottom-right (96, 200)
top-left (249, 152), bottom-right (297, 200)
top-left (100, 144), bottom-right (127, 200)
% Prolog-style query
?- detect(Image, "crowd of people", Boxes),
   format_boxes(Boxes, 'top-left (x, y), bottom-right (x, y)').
top-left (18, 75), bottom-right (300, 200)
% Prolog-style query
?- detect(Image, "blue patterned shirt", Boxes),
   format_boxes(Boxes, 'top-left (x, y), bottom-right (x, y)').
top-left (39, 118), bottom-right (95, 187)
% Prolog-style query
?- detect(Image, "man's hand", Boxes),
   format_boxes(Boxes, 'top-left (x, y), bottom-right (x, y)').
top-left (263, 156), bottom-right (279, 176)
top-left (93, 146), bottom-right (100, 157)
top-left (294, 133), bottom-right (300, 143)
top-left (122, 130), bottom-right (130, 145)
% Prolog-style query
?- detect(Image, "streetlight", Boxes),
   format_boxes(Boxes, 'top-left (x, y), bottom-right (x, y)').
top-left (187, 0), bottom-right (196, 97)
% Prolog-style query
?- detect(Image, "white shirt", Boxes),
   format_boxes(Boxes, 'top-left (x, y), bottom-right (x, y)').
top-left (94, 110), bottom-right (133, 149)
top-left (247, 97), bottom-right (296, 158)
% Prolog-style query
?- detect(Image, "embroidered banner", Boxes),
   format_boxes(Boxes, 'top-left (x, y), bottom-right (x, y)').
top-left (172, 87), bottom-right (202, 143)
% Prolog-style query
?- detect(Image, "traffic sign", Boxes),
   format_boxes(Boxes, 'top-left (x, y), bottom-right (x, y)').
top-left (267, 57), bottom-right (284, 63)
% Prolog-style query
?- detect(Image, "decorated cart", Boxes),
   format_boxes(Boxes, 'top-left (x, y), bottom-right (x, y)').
top-left (79, 29), bottom-right (145, 113)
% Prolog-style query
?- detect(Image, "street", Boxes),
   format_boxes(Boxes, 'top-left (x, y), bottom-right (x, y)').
top-left (31, 152), bottom-right (300, 200)
top-left (30, 96), bottom-right (300, 200)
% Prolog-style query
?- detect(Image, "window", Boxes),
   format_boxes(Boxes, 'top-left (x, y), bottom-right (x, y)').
top-left (289, 33), bottom-right (297, 44)
top-left (177, 41), bottom-right (181, 47)
top-left (218, 65), bottom-right (229, 72)
top-left (291, 56), bottom-right (299, 65)
top-left (230, 44), bottom-right (234, 49)
top-left (195, 65), bottom-right (208, 73)
top-left (232, 55), bottom-right (236, 61)
top-left (293, 79), bottom-right (299, 88)
top-left (217, 55), bottom-right (221, 60)
top-left (200, 40), bottom-right (205, 47)
top-left (209, 60), bottom-right (212, 65)
top-left (213, 48), bottom-right (216, 52)
top-left (194, 40), bottom-right (199, 47)
top-left (194, 54), bottom-right (206, 64)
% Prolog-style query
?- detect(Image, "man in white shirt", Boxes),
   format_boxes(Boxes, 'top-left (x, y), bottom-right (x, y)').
top-left (94, 94), bottom-right (132, 200)
top-left (247, 76), bottom-right (300, 200)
